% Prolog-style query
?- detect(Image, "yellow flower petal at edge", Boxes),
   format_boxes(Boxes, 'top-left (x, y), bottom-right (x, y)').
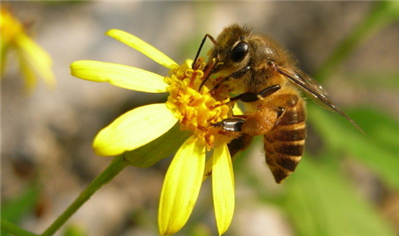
top-left (212, 144), bottom-right (235, 235)
top-left (106, 29), bottom-right (178, 70)
top-left (71, 60), bottom-right (168, 93)
top-left (93, 103), bottom-right (177, 156)
top-left (16, 34), bottom-right (56, 89)
top-left (158, 136), bottom-right (206, 235)
top-left (16, 49), bottom-right (37, 92)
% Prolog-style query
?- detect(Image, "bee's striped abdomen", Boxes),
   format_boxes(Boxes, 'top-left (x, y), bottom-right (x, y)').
top-left (264, 94), bottom-right (306, 183)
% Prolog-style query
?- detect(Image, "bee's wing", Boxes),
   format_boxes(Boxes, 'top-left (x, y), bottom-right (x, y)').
top-left (277, 67), bottom-right (364, 134)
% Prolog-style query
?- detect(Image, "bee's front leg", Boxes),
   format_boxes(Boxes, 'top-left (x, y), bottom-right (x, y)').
top-left (213, 84), bottom-right (281, 132)
top-left (230, 84), bottom-right (281, 103)
top-left (211, 66), bottom-right (252, 92)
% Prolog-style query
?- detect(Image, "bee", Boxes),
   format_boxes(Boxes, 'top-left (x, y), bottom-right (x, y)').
top-left (194, 24), bottom-right (363, 183)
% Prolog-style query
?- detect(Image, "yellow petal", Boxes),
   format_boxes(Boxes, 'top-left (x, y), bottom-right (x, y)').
top-left (93, 103), bottom-right (177, 156)
top-left (71, 60), bottom-right (167, 93)
top-left (158, 137), bottom-right (206, 235)
top-left (1, 44), bottom-right (9, 76)
top-left (106, 29), bottom-right (178, 70)
top-left (16, 34), bottom-right (56, 89)
top-left (16, 48), bottom-right (37, 93)
top-left (203, 155), bottom-right (213, 182)
top-left (212, 144), bottom-right (235, 235)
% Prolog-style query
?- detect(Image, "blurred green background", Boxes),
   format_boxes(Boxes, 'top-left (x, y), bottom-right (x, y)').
top-left (2, 1), bottom-right (398, 236)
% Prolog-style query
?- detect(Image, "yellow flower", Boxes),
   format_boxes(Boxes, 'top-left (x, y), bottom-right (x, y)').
top-left (71, 29), bottom-right (239, 235)
top-left (1, 8), bottom-right (56, 93)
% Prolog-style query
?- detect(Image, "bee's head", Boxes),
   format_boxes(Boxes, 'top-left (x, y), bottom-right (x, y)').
top-left (208, 24), bottom-right (252, 75)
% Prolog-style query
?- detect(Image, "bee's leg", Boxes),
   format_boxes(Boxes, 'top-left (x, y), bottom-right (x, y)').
top-left (232, 85), bottom-right (282, 137)
top-left (212, 120), bottom-right (253, 157)
top-left (212, 66), bottom-right (251, 91)
top-left (230, 66), bottom-right (251, 79)
top-left (213, 85), bottom-right (281, 132)
top-left (230, 84), bottom-right (281, 103)
top-left (228, 134), bottom-right (254, 158)
top-left (212, 117), bottom-right (245, 132)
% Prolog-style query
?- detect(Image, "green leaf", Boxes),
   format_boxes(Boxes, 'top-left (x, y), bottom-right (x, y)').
top-left (124, 122), bottom-right (190, 168)
top-left (347, 71), bottom-right (399, 90)
top-left (283, 157), bottom-right (396, 236)
top-left (1, 185), bottom-right (41, 236)
top-left (308, 104), bottom-right (399, 189)
top-left (63, 223), bottom-right (87, 236)
top-left (1, 219), bottom-right (39, 236)
top-left (348, 107), bottom-right (399, 154)
top-left (1, 185), bottom-right (40, 222)
top-left (315, 1), bottom-right (399, 82)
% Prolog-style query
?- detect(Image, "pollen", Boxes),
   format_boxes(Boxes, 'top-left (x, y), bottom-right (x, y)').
top-left (165, 58), bottom-right (236, 149)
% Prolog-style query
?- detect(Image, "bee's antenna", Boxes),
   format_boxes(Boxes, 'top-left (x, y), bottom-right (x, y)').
top-left (192, 34), bottom-right (217, 69)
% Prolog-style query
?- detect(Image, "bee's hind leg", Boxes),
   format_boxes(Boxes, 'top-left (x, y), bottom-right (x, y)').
top-left (212, 117), bottom-right (245, 132)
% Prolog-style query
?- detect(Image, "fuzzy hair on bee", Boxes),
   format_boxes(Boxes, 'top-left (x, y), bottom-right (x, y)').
top-left (195, 24), bottom-right (362, 183)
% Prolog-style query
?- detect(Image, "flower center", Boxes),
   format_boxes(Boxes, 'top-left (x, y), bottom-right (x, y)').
top-left (165, 58), bottom-right (236, 150)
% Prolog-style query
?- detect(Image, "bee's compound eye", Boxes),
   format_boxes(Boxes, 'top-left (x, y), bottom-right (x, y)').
top-left (231, 42), bottom-right (249, 62)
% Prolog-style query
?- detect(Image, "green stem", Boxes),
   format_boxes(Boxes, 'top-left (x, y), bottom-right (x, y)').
top-left (314, 2), bottom-right (398, 82)
top-left (41, 155), bottom-right (128, 236)
top-left (1, 218), bottom-right (40, 236)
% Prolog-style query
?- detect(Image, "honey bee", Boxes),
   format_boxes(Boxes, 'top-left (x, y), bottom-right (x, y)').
top-left (195, 24), bottom-right (363, 183)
